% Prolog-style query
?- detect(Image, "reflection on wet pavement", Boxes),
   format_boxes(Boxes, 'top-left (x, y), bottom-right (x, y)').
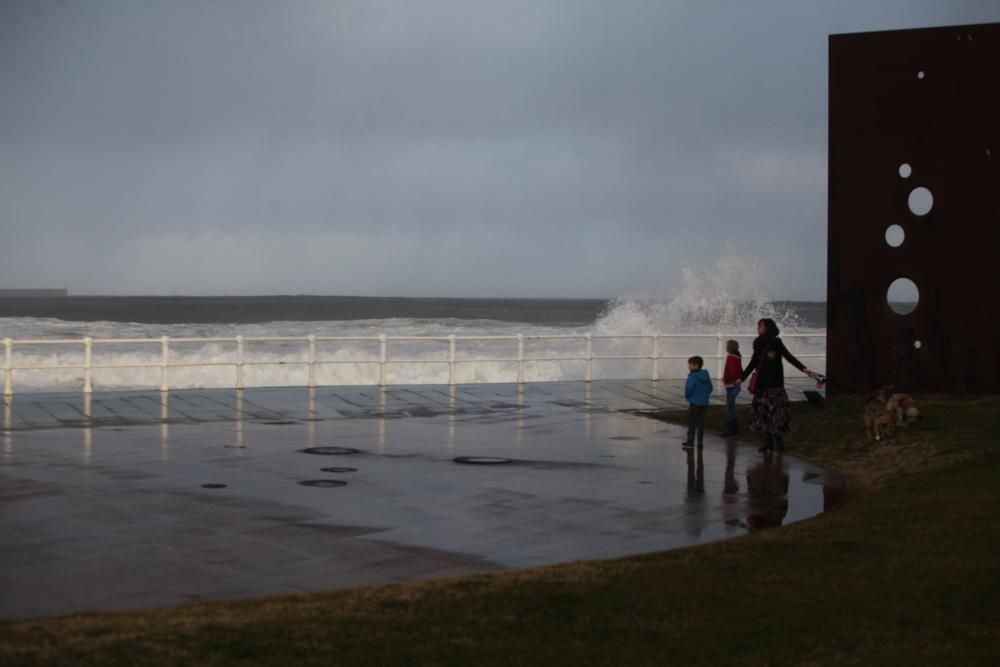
top-left (0, 380), bottom-right (843, 619)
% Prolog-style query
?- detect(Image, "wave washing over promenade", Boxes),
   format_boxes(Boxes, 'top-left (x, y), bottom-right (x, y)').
top-left (0, 256), bottom-right (826, 393)
top-left (0, 256), bottom-right (841, 619)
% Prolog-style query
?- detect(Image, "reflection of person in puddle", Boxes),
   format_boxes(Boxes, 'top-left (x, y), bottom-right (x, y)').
top-left (721, 441), bottom-right (741, 530)
top-left (684, 447), bottom-right (706, 538)
top-left (745, 456), bottom-right (789, 530)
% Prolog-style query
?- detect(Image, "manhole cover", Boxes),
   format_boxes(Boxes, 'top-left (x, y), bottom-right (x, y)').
top-left (320, 467), bottom-right (357, 473)
top-left (609, 436), bottom-right (638, 441)
top-left (263, 420), bottom-right (299, 425)
top-left (453, 456), bottom-right (512, 465)
top-left (201, 483), bottom-right (227, 489)
top-left (299, 447), bottom-right (361, 455)
top-left (298, 479), bottom-right (348, 488)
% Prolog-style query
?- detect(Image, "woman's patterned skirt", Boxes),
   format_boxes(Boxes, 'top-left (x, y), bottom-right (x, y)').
top-left (750, 387), bottom-right (791, 436)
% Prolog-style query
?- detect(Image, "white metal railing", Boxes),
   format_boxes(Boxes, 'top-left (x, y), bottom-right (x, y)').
top-left (0, 333), bottom-right (825, 396)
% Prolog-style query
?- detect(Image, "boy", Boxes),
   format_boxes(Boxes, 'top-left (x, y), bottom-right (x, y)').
top-left (683, 355), bottom-right (713, 449)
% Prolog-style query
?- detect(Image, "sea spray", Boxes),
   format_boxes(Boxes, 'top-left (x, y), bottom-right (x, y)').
top-left (593, 249), bottom-right (804, 336)
top-left (589, 250), bottom-right (817, 380)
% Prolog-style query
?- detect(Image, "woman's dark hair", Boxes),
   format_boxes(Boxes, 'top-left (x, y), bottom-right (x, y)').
top-left (758, 318), bottom-right (780, 338)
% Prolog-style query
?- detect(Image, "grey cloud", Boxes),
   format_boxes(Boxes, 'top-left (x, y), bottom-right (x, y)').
top-left (1, 0), bottom-right (998, 298)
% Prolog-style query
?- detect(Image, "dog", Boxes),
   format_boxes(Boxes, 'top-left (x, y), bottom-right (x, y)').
top-left (863, 395), bottom-right (897, 441)
top-left (886, 393), bottom-right (920, 428)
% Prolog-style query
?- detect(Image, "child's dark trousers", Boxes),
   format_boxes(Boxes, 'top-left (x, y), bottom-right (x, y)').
top-left (687, 404), bottom-right (707, 447)
top-left (725, 386), bottom-right (740, 434)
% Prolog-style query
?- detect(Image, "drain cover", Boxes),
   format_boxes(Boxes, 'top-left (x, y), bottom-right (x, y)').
top-left (320, 467), bottom-right (357, 473)
top-left (299, 447), bottom-right (360, 455)
top-left (298, 479), bottom-right (347, 488)
top-left (453, 456), bottom-right (512, 465)
top-left (201, 483), bottom-right (227, 489)
top-left (263, 420), bottom-right (299, 425)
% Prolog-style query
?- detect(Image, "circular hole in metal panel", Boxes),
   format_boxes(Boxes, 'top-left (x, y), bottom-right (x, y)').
top-left (298, 479), bottom-right (347, 488)
top-left (885, 225), bottom-right (905, 247)
top-left (201, 483), bottom-right (227, 489)
top-left (917, 70), bottom-right (925, 79)
top-left (887, 278), bottom-right (919, 315)
top-left (320, 467), bottom-right (358, 473)
top-left (908, 187), bottom-right (933, 216)
top-left (299, 447), bottom-right (360, 455)
top-left (898, 163), bottom-right (912, 178)
top-left (914, 340), bottom-right (923, 349)
top-left (453, 456), bottom-right (513, 465)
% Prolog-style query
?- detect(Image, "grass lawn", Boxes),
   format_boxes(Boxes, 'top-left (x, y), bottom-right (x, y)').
top-left (2, 395), bottom-right (999, 665)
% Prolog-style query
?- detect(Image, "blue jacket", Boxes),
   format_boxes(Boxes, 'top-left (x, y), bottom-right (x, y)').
top-left (685, 368), bottom-right (713, 406)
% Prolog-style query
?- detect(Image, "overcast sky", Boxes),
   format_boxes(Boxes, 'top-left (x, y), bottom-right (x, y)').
top-left (2, 0), bottom-right (998, 299)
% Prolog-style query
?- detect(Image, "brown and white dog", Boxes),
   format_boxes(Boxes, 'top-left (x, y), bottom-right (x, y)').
top-left (863, 395), bottom-right (896, 441)
top-left (886, 393), bottom-right (921, 428)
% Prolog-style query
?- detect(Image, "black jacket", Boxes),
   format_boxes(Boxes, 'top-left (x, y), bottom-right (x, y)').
top-left (741, 336), bottom-right (807, 392)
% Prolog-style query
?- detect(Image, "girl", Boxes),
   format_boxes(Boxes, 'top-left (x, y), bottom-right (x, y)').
top-left (721, 339), bottom-right (743, 436)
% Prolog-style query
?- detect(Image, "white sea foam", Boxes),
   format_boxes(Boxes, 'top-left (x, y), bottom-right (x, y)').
top-left (593, 249), bottom-right (806, 335)
top-left (0, 252), bottom-right (825, 391)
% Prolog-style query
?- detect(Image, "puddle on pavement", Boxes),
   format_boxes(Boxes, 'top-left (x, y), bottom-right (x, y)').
top-left (299, 447), bottom-right (361, 455)
top-left (298, 479), bottom-right (348, 488)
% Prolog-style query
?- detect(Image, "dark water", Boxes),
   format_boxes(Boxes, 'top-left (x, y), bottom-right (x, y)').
top-left (0, 296), bottom-right (608, 325)
top-left (0, 295), bottom-right (826, 328)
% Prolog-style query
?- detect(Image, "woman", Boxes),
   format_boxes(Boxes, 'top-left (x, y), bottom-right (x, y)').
top-left (741, 318), bottom-right (817, 453)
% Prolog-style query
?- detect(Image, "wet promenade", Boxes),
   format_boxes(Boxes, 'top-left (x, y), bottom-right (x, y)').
top-left (1, 379), bottom-right (842, 619)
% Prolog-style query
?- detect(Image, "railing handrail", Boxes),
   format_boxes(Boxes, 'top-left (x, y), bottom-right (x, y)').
top-left (1, 332), bottom-right (825, 396)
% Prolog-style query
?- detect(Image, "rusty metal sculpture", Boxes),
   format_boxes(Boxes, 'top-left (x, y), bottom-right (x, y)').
top-left (827, 22), bottom-right (1000, 393)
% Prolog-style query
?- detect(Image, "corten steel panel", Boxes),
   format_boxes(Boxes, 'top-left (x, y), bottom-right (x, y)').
top-left (827, 23), bottom-right (1000, 394)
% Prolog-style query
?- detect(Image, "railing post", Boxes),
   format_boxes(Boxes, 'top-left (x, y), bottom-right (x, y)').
top-left (378, 334), bottom-right (388, 387)
top-left (651, 334), bottom-right (659, 382)
top-left (3, 338), bottom-right (12, 397)
top-left (516, 334), bottom-right (524, 384)
top-left (160, 336), bottom-right (170, 392)
top-left (83, 337), bottom-right (93, 394)
top-left (716, 333), bottom-right (725, 381)
top-left (236, 335), bottom-right (245, 391)
top-left (308, 335), bottom-right (317, 388)
top-left (585, 333), bottom-right (593, 383)
top-left (448, 335), bottom-right (456, 386)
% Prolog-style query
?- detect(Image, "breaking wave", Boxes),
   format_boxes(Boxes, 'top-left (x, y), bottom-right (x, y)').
top-left (1, 251), bottom-right (824, 392)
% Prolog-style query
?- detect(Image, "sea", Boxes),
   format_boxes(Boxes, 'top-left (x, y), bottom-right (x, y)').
top-left (0, 294), bottom-right (826, 392)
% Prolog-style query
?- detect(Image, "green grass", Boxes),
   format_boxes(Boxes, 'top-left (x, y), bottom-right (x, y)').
top-left (2, 396), bottom-right (999, 666)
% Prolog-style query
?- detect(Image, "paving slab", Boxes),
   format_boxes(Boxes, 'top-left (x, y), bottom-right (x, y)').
top-left (0, 379), bottom-right (841, 620)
